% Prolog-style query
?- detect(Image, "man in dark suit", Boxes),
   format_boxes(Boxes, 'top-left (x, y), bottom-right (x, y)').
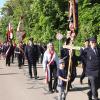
top-left (15, 42), bottom-right (24, 69)
top-left (84, 37), bottom-right (100, 100)
top-left (80, 39), bottom-right (89, 84)
top-left (25, 38), bottom-right (39, 79)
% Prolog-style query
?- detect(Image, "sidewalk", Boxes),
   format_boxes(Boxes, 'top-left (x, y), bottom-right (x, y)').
top-left (0, 58), bottom-right (100, 100)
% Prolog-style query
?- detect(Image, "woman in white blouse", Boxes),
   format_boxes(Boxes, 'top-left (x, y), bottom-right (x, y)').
top-left (43, 42), bottom-right (59, 93)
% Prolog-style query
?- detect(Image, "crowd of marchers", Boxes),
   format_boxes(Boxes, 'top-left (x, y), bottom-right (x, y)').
top-left (0, 37), bottom-right (100, 100)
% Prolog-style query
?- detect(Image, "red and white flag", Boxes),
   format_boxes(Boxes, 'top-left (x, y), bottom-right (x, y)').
top-left (6, 23), bottom-right (13, 41)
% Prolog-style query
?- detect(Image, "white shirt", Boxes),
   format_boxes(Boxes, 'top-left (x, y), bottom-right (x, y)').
top-left (42, 50), bottom-right (59, 70)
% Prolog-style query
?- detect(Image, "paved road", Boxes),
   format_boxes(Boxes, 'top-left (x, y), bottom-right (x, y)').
top-left (0, 58), bottom-right (100, 100)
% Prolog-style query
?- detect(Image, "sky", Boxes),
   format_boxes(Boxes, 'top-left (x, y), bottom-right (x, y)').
top-left (0, 0), bottom-right (7, 16)
top-left (0, 0), bottom-right (7, 8)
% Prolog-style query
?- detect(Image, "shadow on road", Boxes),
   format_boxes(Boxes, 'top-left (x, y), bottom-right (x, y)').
top-left (0, 68), bottom-right (4, 69)
top-left (69, 86), bottom-right (89, 92)
top-left (0, 73), bottom-right (19, 76)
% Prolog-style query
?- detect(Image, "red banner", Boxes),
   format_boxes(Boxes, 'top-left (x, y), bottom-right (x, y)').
top-left (6, 23), bottom-right (13, 42)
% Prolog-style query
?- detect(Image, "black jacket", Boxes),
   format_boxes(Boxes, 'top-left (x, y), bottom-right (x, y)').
top-left (6, 45), bottom-right (14, 58)
top-left (84, 47), bottom-right (100, 77)
top-left (25, 44), bottom-right (39, 64)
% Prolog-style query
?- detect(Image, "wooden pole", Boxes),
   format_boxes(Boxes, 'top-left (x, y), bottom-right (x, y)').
top-left (73, 0), bottom-right (76, 29)
top-left (65, 0), bottom-right (78, 97)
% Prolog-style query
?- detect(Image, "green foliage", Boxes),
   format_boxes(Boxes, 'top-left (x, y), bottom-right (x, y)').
top-left (0, 0), bottom-right (100, 48)
top-left (77, 1), bottom-right (100, 46)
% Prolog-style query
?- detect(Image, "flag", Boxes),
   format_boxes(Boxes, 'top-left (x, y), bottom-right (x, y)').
top-left (67, 0), bottom-right (78, 40)
top-left (6, 23), bottom-right (13, 41)
top-left (16, 16), bottom-right (26, 42)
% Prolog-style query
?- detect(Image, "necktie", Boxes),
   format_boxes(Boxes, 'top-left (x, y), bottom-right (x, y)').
top-left (94, 48), bottom-right (98, 55)
top-left (95, 48), bottom-right (98, 54)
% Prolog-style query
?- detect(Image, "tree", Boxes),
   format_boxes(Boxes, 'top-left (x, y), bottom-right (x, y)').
top-left (0, 0), bottom-right (100, 46)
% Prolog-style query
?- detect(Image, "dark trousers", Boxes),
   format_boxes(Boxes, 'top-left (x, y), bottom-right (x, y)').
top-left (67, 64), bottom-right (76, 91)
top-left (88, 76), bottom-right (98, 99)
top-left (11, 54), bottom-right (14, 63)
top-left (22, 57), bottom-right (25, 65)
top-left (18, 56), bottom-right (23, 68)
top-left (40, 54), bottom-right (43, 64)
top-left (68, 71), bottom-right (76, 91)
top-left (48, 65), bottom-right (57, 91)
top-left (6, 56), bottom-right (10, 66)
top-left (28, 62), bottom-right (37, 78)
top-left (80, 64), bottom-right (86, 82)
top-left (80, 71), bottom-right (85, 82)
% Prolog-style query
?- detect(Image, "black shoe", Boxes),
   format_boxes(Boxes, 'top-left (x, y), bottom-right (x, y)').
top-left (53, 89), bottom-right (58, 93)
top-left (67, 84), bottom-right (72, 91)
top-left (19, 67), bottom-right (22, 69)
top-left (80, 79), bottom-right (83, 84)
top-left (34, 76), bottom-right (39, 79)
top-left (92, 98), bottom-right (99, 100)
top-left (87, 91), bottom-right (92, 96)
top-left (30, 76), bottom-right (33, 79)
top-left (88, 98), bottom-right (92, 100)
top-left (87, 91), bottom-right (92, 100)
top-left (48, 90), bottom-right (54, 94)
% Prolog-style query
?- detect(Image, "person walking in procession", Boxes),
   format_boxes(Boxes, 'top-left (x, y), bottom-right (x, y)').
top-left (43, 42), bottom-right (59, 93)
top-left (79, 39), bottom-right (89, 84)
top-left (84, 37), bottom-right (100, 100)
top-left (5, 41), bottom-right (14, 66)
top-left (25, 38), bottom-right (39, 79)
top-left (15, 42), bottom-right (24, 69)
top-left (60, 38), bottom-right (78, 91)
top-left (57, 59), bottom-right (69, 100)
